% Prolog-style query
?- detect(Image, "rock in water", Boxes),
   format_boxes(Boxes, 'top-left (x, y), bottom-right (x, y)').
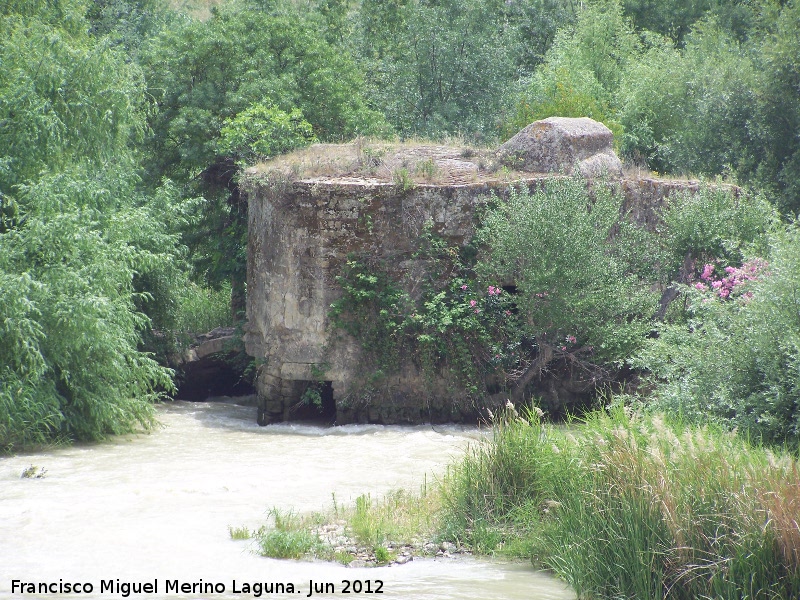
top-left (497, 116), bottom-right (623, 178)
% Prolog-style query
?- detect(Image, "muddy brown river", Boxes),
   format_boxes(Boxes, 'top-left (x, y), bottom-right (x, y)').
top-left (0, 401), bottom-right (575, 600)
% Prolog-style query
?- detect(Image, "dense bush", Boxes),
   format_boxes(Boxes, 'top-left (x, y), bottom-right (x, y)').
top-left (636, 223), bottom-right (800, 445)
top-left (477, 179), bottom-right (656, 366)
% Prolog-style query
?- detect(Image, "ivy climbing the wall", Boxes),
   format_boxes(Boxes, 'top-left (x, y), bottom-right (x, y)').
top-left (328, 224), bottom-right (519, 401)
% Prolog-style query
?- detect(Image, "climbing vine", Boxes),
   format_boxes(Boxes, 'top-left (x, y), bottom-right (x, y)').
top-left (328, 224), bottom-right (519, 398)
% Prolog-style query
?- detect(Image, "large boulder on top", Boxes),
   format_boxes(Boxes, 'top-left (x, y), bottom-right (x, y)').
top-left (497, 116), bottom-right (623, 178)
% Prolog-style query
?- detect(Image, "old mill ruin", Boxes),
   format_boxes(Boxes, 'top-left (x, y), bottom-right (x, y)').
top-left (241, 117), bottom-right (703, 425)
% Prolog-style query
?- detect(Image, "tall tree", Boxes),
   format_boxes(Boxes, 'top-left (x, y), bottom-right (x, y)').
top-left (0, 0), bottom-right (183, 448)
top-left (358, 0), bottom-right (516, 140)
top-left (141, 0), bottom-right (387, 303)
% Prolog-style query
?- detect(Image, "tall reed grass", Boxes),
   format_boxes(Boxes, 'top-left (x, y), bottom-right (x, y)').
top-left (441, 406), bottom-right (800, 599)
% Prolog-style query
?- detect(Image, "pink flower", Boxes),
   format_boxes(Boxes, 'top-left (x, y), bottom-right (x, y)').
top-left (701, 264), bottom-right (715, 280)
top-left (725, 266), bottom-right (736, 274)
top-left (488, 285), bottom-right (496, 295)
top-left (695, 282), bottom-right (708, 291)
top-left (469, 300), bottom-right (477, 307)
top-left (475, 309), bottom-right (480, 314)
top-left (567, 335), bottom-right (577, 344)
top-left (712, 280), bottom-right (723, 289)
top-left (560, 346), bottom-right (567, 351)
top-left (719, 288), bottom-right (730, 299)
top-left (505, 310), bottom-right (511, 316)
top-left (461, 284), bottom-right (468, 290)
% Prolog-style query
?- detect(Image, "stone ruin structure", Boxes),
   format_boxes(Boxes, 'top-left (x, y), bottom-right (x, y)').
top-left (241, 117), bottom-right (702, 425)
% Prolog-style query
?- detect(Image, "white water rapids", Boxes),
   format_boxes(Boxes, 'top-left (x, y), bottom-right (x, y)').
top-left (1, 401), bottom-right (575, 600)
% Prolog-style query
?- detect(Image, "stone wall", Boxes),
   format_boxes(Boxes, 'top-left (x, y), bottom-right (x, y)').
top-left (241, 118), bottom-right (707, 425)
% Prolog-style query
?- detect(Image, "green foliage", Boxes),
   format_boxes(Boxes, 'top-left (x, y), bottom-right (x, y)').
top-left (618, 185), bottom-right (800, 446)
top-left (359, 0), bottom-right (516, 139)
top-left (85, 0), bottom-right (170, 54)
top-left (636, 223), bottom-right (800, 445)
top-left (477, 178), bottom-right (656, 364)
top-left (0, 169), bottom-right (176, 449)
top-left (0, 6), bottom-right (146, 199)
top-left (659, 186), bottom-right (774, 277)
top-left (0, 2), bottom-right (188, 449)
top-left (622, 0), bottom-right (769, 43)
top-left (750, 2), bottom-right (800, 215)
top-left (256, 509), bottom-right (321, 559)
top-left (347, 489), bottom-right (437, 549)
top-left (217, 101), bottom-right (316, 167)
top-left (173, 281), bottom-right (234, 335)
top-left (329, 224), bottom-right (523, 398)
top-left (227, 525), bottom-right (251, 540)
top-left (499, 0), bottom-right (578, 72)
top-left (141, 0), bottom-right (387, 296)
top-left (504, 65), bottom-right (623, 142)
top-left (617, 20), bottom-right (758, 175)
top-left (143, 0), bottom-right (386, 184)
top-left (329, 258), bottom-right (407, 376)
top-left (503, 0), bottom-right (636, 140)
top-left (441, 407), bottom-right (800, 598)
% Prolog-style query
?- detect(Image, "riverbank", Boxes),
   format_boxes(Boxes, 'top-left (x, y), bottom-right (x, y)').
top-left (3, 401), bottom-right (574, 600)
top-left (258, 405), bottom-right (800, 598)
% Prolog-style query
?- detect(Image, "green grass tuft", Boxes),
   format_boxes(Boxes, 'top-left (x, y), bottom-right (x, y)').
top-left (440, 405), bottom-right (800, 599)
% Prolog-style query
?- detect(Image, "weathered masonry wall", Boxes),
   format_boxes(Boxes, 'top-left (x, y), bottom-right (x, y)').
top-left (242, 175), bottom-right (705, 425)
top-left (241, 118), bottom-right (705, 425)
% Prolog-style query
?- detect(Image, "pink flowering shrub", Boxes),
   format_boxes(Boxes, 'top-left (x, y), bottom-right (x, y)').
top-left (692, 258), bottom-right (769, 300)
top-left (636, 225), bottom-right (800, 446)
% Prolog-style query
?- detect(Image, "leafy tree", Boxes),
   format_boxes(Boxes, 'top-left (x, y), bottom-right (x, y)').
top-left (501, 0), bottom-right (579, 73)
top-left (621, 0), bottom-right (774, 44)
top-left (217, 101), bottom-right (317, 167)
top-left (143, 0), bottom-right (385, 185)
top-left (141, 0), bottom-right (386, 303)
top-left (0, 168), bottom-right (181, 449)
top-left (503, 0), bottom-right (636, 140)
top-left (85, 0), bottom-right (170, 54)
top-left (477, 179), bottom-right (657, 399)
top-left (358, 0), bottom-right (516, 139)
top-left (0, 4), bottom-right (145, 204)
top-left (0, 1), bottom-right (187, 449)
top-left (617, 19), bottom-right (758, 175)
top-left (750, 1), bottom-right (800, 215)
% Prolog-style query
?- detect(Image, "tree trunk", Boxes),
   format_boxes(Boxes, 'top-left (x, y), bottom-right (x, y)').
top-left (510, 343), bottom-right (554, 404)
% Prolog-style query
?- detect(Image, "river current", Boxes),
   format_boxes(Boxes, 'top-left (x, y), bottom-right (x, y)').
top-left (1, 401), bottom-right (574, 600)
